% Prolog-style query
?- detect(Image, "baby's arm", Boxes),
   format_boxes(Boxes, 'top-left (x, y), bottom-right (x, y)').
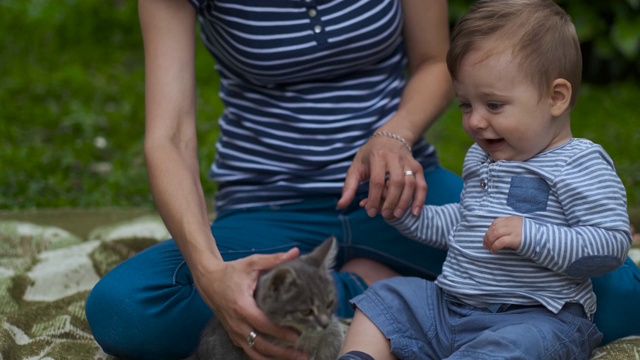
top-left (387, 202), bottom-right (461, 249)
top-left (515, 146), bottom-right (631, 278)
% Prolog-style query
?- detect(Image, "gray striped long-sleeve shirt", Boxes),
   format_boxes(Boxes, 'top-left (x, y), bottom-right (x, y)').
top-left (389, 138), bottom-right (631, 316)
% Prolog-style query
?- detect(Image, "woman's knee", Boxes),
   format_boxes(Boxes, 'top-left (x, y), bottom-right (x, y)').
top-left (86, 275), bottom-right (131, 356)
top-left (592, 257), bottom-right (640, 344)
top-left (86, 269), bottom-right (211, 359)
top-left (85, 240), bottom-right (211, 358)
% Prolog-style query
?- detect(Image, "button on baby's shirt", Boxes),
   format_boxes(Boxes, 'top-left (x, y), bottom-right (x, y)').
top-left (308, 8), bottom-right (317, 17)
top-left (313, 24), bottom-right (323, 33)
top-left (480, 180), bottom-right (487, 189)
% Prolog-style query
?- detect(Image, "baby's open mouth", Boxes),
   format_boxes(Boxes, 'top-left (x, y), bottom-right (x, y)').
top-left (486, 138), bottom-right (504, 144)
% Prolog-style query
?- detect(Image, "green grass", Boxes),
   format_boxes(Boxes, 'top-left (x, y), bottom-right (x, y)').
top-left (1, 1), bottom-right (638, 219)
top-left (0, 1), bottom-right (221, 209)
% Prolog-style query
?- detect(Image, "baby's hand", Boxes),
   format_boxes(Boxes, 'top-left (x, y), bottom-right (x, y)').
top-left (483, 216), bottom-right (523, 253)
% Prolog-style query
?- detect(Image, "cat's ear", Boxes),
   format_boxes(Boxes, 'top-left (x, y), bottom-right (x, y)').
top-left (267, 268), bottom-right (298, 295)
top-left (304, 236), bottom-right (338, 270)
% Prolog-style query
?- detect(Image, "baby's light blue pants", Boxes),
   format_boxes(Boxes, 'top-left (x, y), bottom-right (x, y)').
top-left (351, 277), bottom-right (602, 359)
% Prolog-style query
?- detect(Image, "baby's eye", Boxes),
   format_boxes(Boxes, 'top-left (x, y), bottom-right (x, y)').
top-left (458, 102), bottom-right (472, 113)
top-left (487, 102), bottom-right (503, 111)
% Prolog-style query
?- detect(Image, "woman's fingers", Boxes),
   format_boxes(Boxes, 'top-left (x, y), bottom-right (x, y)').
top-left (342, 132), bottom-right (425, 219)
top-left (410, 169), bottom-right (427, 216)
top-left (381, 160), bottom-right (425, 219)
top-left (364, 149), bottom-right (390, 217)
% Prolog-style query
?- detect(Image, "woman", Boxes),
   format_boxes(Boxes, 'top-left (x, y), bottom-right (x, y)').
top-left (86, 0), bottom-right (462, 358)
top-left (86, 1), bottom-right (640, 359)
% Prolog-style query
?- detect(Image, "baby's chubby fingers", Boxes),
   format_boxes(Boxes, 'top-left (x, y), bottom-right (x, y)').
top-left (483, 216), bottom-right (523, 253)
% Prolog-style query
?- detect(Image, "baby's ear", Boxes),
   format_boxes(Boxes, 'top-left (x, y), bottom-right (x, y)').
top-left (550, 78), bottom-right (572, 116)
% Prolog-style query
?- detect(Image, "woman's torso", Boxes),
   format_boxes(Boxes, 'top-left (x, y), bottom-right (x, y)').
top-left (189, 0), bottom-right (437, 210)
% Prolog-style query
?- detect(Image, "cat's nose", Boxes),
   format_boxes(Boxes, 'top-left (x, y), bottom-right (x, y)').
top-left (317, 314), bottom-right (330, 328)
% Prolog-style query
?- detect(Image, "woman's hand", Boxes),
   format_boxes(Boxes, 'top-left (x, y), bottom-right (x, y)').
top-left (338, 0), bottom-right (450, 221)
top-left (193, 248), bottom-right (308, 360)
top-left (140, 2), bottom-right (306, 356)
top-left (338, 133), bottom-right (427, 220)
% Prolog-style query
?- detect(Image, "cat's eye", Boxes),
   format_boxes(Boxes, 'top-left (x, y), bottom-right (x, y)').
top-left (300, 309), bottom-right (313, 316)
top-left (326, 300), bottom-right (334, 309)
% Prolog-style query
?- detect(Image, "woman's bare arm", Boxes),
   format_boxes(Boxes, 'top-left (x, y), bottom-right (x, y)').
top-left (138, 1), bottom-right (301, 358)
top-left (339, 0), bottom-right (452, 219)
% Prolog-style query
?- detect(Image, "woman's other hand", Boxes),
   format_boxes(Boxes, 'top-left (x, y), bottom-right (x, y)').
top-left (338, 0), bottom-right (451, 220)
top-left (339, 136), bottom-right (425, 220)
top-left (193, 248), bottom-right (308, 360)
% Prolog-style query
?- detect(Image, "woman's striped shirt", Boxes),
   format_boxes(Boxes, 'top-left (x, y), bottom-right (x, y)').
top-left (187, 0), bottom-right (438, 211)
top-left (390, 138), bottom-right (631, 317)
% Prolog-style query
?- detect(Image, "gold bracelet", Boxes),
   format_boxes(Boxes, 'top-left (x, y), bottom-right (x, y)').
top-left (370, 131), bottom-right (412, 152)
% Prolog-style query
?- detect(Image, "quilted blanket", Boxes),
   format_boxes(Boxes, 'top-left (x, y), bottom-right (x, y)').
top-left (0, 214), bottom-right (638, 359)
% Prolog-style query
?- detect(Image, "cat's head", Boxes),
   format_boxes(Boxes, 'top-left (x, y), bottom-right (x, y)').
top-left (255, 237), bottom-right (338, 334)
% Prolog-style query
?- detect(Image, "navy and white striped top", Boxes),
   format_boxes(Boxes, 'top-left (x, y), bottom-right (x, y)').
top-left (390, 139), bottom-right (631, 317)
top-left (187, 0), bottom-right (438, 211)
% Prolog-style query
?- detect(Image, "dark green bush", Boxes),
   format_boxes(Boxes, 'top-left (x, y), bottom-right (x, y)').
top-left (0, 1), bottom-right (637, 212)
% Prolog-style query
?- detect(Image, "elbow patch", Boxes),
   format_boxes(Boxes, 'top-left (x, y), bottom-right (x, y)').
top-left (565, 255), bottom-right (624, 278)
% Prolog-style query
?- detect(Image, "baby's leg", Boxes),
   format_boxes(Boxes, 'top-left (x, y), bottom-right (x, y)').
top-left (345, 277), bottom-right (450, 359)
top-left (450, 304), bottom-right (602, 360)
top-left (340, 309), bottom-right (396, 360)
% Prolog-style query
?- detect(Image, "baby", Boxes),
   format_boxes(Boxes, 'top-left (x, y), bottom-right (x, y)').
top-left (338, 1), bottom-right (632, 359)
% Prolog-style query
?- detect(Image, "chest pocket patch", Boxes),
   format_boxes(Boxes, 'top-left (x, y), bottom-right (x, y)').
top-left (507, 176), bottom-right (550, 214)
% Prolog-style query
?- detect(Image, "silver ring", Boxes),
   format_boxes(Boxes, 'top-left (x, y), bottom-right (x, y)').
top-left (404, 170), bottom-right (415, 176)
top-left (247, 331), bottom-right (257, 348)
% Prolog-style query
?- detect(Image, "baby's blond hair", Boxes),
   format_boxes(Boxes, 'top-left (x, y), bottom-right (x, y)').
top-left (447, 0), bottom-right (582, 106)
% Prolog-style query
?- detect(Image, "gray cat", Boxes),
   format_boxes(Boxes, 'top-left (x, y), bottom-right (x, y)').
top-left (187, 237), bottom-right (346, 360)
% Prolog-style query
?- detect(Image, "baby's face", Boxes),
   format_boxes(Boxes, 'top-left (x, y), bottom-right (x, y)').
top-left (453, 49), bottom-right (571, 161)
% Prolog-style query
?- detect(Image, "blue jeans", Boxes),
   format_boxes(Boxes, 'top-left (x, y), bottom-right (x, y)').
top-left (592, 257), bottom-right (640, 344)
top-left (86, 166), bottom-right (463, 359)
top-left (352, 277), bottom-right (602, 360)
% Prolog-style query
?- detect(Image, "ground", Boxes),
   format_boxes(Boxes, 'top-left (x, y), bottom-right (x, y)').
top-left (0, 209), bottom-right (638, 359)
